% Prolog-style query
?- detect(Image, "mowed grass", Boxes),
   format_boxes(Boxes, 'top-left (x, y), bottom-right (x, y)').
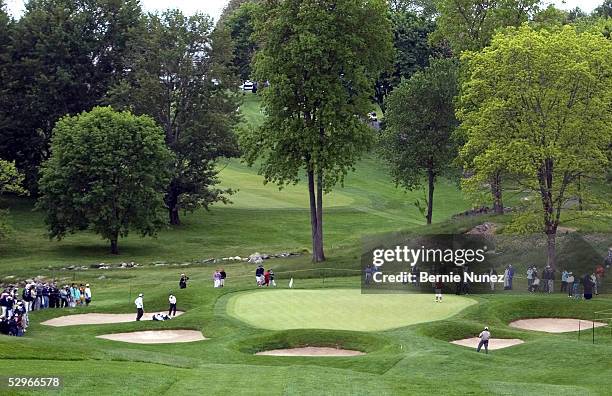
top-left (226, 288), bottom-right (476, 331)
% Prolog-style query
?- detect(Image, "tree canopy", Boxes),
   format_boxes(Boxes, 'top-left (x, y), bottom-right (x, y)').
top-left (37, 107), bottom-right (173, 254)
top-left (106, 10), bottom-right (240, 225)
top-left (458, 25), bottom-right (612, 267)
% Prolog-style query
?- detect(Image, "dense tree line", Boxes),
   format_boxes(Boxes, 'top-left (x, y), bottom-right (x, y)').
top-left (0, 0), bottom-right (610, 263)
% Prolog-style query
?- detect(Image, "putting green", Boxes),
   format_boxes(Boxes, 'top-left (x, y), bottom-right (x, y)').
top-left (226, 289), bottom-right (476, 331)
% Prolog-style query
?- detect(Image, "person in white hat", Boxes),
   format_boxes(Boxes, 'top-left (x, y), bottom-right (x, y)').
top-left (477, 326), bottom-right (491, 354)
top-left (135, 293), bottom-right (144, 321)
top-left (168, 293), bottom-right (177, 317)
top-left (84, 284), bottom-right (92, 306)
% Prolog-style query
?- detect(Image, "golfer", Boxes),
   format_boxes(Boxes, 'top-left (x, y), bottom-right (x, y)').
top-left (168, 293), bottom-right (177, 317)
top-left (434, 280), bottom-right (443, 303)
top-left (477, 326), bottom-right (491, 354)
top-left (135, 293), bottom-right (144, 321)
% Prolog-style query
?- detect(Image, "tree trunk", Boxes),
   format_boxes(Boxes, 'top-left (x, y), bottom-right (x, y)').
top-left (307, 169), bottom-right (325, 262)
top-left (426, 168), bottom-right (434, 225)
top-left (110, 232), bottom-right (119, 255)
top-left (546, 229), bottom-right (556, 269)
top-left (577, 175), bottom-right (583, 211)
top-left (315, 170), bottom-right (325, 261)
top-left (166, 187), bottom-right (181, 225)
top-left (491, 171), bottom-right (504, 214)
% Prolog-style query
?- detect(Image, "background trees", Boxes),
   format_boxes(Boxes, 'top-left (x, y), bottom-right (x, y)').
top-left (458, 25), bottom-right (612, 268)
top-left (381, 59), bottom-right (459, 224)
top-left (0, 0), bottom-right (141, 191)
top-left (0, 159), bottom-right (26, 240)
top-left (37, 107), bottom-right (173, 254)
top-left (106, 10), bottom-right (240, 225)
top-left (242, 0), bottom-right (393, 262)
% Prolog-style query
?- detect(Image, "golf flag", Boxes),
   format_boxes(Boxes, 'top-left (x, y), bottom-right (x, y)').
top-left (289, 278), bottom-right (294, 288)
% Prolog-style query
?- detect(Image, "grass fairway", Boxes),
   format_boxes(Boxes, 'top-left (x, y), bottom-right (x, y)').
top-left (226, 289), bottom-right (476, 331)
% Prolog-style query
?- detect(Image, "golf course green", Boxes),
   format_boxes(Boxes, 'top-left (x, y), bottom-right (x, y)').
top-left (226, 289), bottom-right (476, 331)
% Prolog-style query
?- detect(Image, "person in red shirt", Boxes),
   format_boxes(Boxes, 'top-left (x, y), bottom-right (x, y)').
top-left (264, 269), bottom-right (271, 287)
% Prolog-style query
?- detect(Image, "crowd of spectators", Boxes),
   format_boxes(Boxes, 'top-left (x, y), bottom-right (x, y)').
top-left (1, 282), bottom-right (92, 336)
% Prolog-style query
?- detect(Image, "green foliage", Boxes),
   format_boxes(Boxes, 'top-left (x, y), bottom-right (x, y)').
top-left (224, 1), bottom-right (260, 81)
top-left (0, 0), bottom-right (142, 190)
top-left (375, 10), bottom-right (449, 108)
top-left (380, 58), bottom-right (459, 223)
top-left (458, 25), bottom-right (612, 262)
top-left (432, 0), bottom-right (540, 53)
top-left (0, 158), bottom-right (26, 240)
top-left (243, 0), bottom-right (393, 190)
top-left (106, 10), bottom-right (240, 224)
top-left (37, 107), bottom-right (173, 253)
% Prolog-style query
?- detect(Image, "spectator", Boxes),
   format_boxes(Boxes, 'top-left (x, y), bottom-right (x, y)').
top-left (531, 275), bottom-right (540, 293)
top-left (84, 284), bottom-right (92, 306)
top-left (79, 284), bottom-right (86, 305)
top-left (583, 273), bottom-right (594, 300)
top-left (364, 265), bottom-right (373, 285)
top-left (179, 274), bottom-right (189, 289)
top-left (255, 264), bottom-right (264, 287)
top-left (566, 272), bottom-right (575, 297)
top-left (269, 269), bottom-right (276, 287)
top-left (213, 270), bottom-right (222, 288)
top-left (526, 267), bottom-right (534, 291)
top-left (434, 279), bottom-right (444, 302)
top-left (489, 267), bottom-right (497, 291)
top-left (504, 265), bottom-right (515, 290)
top-left (543, 265), bottom-right (554, 293)
top-left (572, 277), bottom-right (581, 299)
top-left (59, 286), bottom-right (69, 308)
top-left (591, 272), bottom-right (598, 296)
top-left (561, 269), bottom-right (569, 293)
top-left (69, 284), bottom-right (79, 307)
top-left (219, 269), bottom-right (226, 287)
top-left (264, 269), bottom-right (271, 287)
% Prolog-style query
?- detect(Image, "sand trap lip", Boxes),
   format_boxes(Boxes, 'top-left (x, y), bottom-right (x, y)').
top-left (509, 318), bottom-right (607, 333)
top-left (255, 347), bottom-right (365, 357)
top-left (96, 330), bottom-right (205, 344)
top-left (451, 338), bottom-right (524, 350)
top-left (41, 311), bottom-right (184, 326)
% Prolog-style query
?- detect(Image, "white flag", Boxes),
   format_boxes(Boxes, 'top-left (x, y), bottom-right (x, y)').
top-left (289, 278), bottom-right (294, 288)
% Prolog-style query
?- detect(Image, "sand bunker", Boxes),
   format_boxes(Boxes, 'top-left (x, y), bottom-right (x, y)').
top-left (42, 311), bottom-right (184, 326)
top-left (509, 318), bottom-right (607, 333)
top-left (451, 338), bottom-right (524, 350)
top-left (96, 330), bottom-right (205, 344)
top-left (255, 347), bottom-right (365, 357)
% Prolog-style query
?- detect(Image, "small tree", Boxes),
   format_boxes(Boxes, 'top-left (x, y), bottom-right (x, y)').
top-left (0, 159), bottom-right (26, 240)
top-left (38, 107), bottom-right (173, 254)
top-left (381, 58), bottom-right (459, 224)
top-left (242, 0), bottom-right (393, 262)
top-left (458, 25), bottom-right (612, 268)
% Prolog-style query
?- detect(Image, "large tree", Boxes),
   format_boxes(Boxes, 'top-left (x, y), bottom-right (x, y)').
top-left (458, 25), bottom-right (612, 268)
top-left (107, 10), bottom-right (240, 225)
top-left (37, 107), bottom-right (173, 254)
top-left (0, 0), bottom-right (141, 191)
top-left (242, 0), bottom-right (393, 262)
top-left (381, 59), bottom-right (459, 224)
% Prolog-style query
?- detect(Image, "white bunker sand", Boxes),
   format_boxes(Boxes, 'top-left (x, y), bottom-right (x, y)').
top-left (256, 347), bottom-right (365, 357)
top-left (97, 330), bottom-right (205, 344)
top-left (451, 338), bottom-right (524, 350)
top-left (42, 311), bottom-right (184, 326)
top-left (509, 318), bottom-right (607, 333)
